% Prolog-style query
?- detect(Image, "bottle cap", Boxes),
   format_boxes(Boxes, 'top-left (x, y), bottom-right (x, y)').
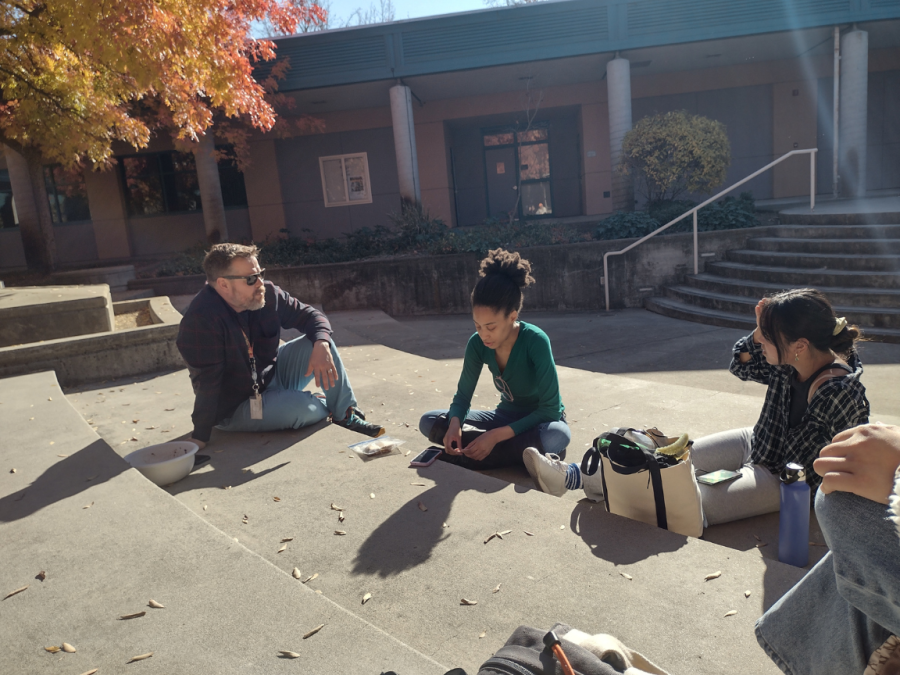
top-left (780, 462), bottom-right (805, 484)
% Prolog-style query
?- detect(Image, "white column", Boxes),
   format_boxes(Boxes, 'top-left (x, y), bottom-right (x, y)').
top-left (607, 57), bottom-right (633, 212)
top-left (193, 132), bottom-right (229, 242)
top-left (389, 84), bottom-right (421, 204)
top-left (839, 28), bottom-right (868, 198)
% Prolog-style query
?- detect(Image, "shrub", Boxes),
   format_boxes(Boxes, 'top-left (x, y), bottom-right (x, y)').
top-left (593, 211), bottom-right (660, 240)
top-left (620, 110), bottom-right (731, 203)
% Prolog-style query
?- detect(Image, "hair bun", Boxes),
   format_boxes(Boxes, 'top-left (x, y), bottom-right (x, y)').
top-left (478, 248), bottom-right (535, 289)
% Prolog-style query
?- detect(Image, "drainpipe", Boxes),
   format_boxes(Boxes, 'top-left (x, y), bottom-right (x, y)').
top-left (833, 27), bottom-right (840, 198)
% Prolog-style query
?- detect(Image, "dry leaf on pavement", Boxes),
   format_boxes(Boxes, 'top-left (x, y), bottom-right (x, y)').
top-left (620, 573), bottom-right (633, 581)
top-left (724, 610), bottom-right (737, 617)
top-left (273, 497), bottom-right (281, 502)
top-left (148, 600), bottom-right (165, 609)
top-left (277, 544), bottom-right (287, 553)
top-left (704, 571), bottom-right (722, 581)
top-left (492, 584), bottom-right (501, 593)
top-left (127, 652), bottom-right (153, 663)
top-left (524, 531), bottom-right (534, 536)
top-left (62, 643), bottom-right (76, 653)
top-left (36, 571), bottom-right (46, 581)
top-left (334, 530), bottom-right (347, 536)
top-left (362, 593), bottom-right (372, 604)
top-left (77, 670), bottom-right (99, 675)
top-left (302, 573), bottom-right (318, 584)
top-left (330, 503), bottom-right (343, 511)
top-left (119, 611), bottom-right (146, 620)
top-left (417, 501), bottom-right (428, 512)
top-left (484, 533), bottom-right (496, 544)
top-left (281, 537), bottom-right (294, 542)
top-left (479, 632), bottom-right (486, 639)
top-left (338, 513), bottom-right (345, 523)
top-left (292, 568), bottom-right (302, 579)
top-left (279, 651), bottom-right (300, 658)
top-left (744, 590), bottom-right (752, 598)
top-left (83, 502), bottom-right (94, 509)
top-left (303, 624), bottom-right (325, 639)
top-left (3, 585), bottom-right (28, 600)
top-left (460, 598), bottom-right (478, 606)
top-left (45, 646), bottom-right (61, 653)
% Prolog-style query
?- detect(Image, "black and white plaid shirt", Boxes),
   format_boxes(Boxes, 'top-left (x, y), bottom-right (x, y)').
top-left (731, 332), bottom-right (870, 489)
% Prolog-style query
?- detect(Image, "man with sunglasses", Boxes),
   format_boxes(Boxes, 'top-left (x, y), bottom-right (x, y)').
top-left (176, 243), bottom-right (384, 453)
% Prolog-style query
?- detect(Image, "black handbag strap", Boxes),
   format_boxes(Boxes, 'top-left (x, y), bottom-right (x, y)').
top-left (589, 441), bottom-right (668, 531)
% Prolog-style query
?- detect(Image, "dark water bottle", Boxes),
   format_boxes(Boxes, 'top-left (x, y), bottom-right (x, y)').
top-left (778, 463), bottom-right (810, 567)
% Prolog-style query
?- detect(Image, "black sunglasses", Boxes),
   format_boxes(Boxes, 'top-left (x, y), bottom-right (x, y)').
top-left (221, 269), bottom-right (266, 285)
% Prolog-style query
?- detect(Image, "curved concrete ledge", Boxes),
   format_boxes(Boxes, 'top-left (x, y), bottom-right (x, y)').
top-left (0, 297), bottom-right (185, 387)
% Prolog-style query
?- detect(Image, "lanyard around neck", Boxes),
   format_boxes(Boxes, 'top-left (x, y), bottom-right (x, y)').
top-left (239, 328), bottom-right (259, 394)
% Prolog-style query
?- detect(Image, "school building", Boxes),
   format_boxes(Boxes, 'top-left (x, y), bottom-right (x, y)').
top-left (1, 0), bottom-right (898, 271)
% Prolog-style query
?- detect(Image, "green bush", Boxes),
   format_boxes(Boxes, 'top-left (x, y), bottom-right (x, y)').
top-left (593, 211), bottom-right (660, 240)
top-left (620, 110), bottom-right (731, 203)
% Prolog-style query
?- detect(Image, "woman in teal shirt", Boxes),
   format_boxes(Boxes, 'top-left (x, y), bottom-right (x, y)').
top-left (418, 249), bottom-right (570, 469)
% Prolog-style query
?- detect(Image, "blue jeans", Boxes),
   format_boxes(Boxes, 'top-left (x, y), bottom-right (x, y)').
top-left (217, 337), bottom-right (356, 433)
top-left (418, 408), bottom-right (571, 470)
top-left (755, 489), bottom-right (900, 674)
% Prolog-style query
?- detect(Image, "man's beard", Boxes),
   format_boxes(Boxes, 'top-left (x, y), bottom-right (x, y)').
top-left (247, 295), bottom-right (266, 311)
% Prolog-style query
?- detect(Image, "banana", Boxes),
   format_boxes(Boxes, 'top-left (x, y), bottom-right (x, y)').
top-left (656, 432), bottom-right (690, 460)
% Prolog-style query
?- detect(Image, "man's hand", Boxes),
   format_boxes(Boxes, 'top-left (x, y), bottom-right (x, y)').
top-left (305, 340), bottom-right (338, 390)
top-left (462, 426), bottom-right (514, 462)
top-left (815, 423), bottom-right (900, 504)
top-left (189, 437), bottom-right (207, 450)
top-left (443, 417), bottom-right (463, 455)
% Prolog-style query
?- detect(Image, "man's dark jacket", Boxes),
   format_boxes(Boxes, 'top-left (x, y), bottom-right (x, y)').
top-left (176, 282), bottom-right (332, 442)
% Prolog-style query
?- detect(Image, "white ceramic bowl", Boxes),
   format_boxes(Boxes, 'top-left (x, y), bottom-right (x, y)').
top-left (124, 441), bottom-right (199, 486)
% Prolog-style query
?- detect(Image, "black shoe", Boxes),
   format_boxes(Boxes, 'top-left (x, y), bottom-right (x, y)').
top-left (191, 454), bottom-right (210, 471)
top-left (334, 412), bottom-right (385, 438)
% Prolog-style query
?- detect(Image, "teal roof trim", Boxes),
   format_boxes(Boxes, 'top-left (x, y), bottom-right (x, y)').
top-left (265, 0), bottom-right (900, 91)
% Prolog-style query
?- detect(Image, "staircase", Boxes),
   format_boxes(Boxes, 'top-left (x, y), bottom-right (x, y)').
top-left (645, 212), bottom-right (900, 343)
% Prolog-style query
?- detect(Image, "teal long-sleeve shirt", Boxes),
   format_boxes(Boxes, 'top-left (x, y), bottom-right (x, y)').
top-left (446, 321), bottom-right (565, 436)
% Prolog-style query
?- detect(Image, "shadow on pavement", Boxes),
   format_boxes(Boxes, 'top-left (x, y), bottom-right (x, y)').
top-left (0, 439), bottom-right (128, 523)
top-left (351, 466), bottom-right (505, 578)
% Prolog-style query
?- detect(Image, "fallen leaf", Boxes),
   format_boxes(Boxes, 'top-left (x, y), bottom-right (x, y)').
top-left (620, 572), bottom-right (633, 581)
top-left (483, 533), bottom-right (496, 544)
top-left (9, 468), bottom-right (15, 473)
top-left (405, 450), bottom-right (411, 456)
top-left (362, 592), bottom-right (372, 604)
top-left (479, 631), bottom-right (486, 639)
top-left (560, 525), bottom-right (565, 530)
top-left (756, 543), bottom-right (768, 548)
top-left (49, 441), bottom-right (54, 445)
top-left (330, 503), bottom-right (343, 511)
top-left (369, 493), bottom-right (375, 499)
top-left (495, 532), bottom-right (503, 540)
top-left (753, 534), bottom-right (761, 541)
top-left (281, 537), bottom-right (294, 543)
top-left (338, 513), bottom-right (345, 523)
top-left (292, 568), bottom-right (302, 579)
top-left (132, 419), bottom-right (139, 423)
top-left (127, 652), bottom-right (153, 663)
top-left (273, 497), bottom-right (281, 502)
top-left (145, 426), bottom-right (157, 430)
top-left (460, 598), bottom-right (478, 606)
top-left (36, 571), bottom-right (46, 581)
top-left (704, 571), bottom-right (722, 581)
top-left (221, 485), bottom-right (231, 490)
top-left (442, 522), bottom-right (449, 528)
top-left (45, 646), bottom-right (61, 653)
top-left (744, 590), bottom-right (752, 598)
top-left (62, 643), bottom-right (76, 653)
top-left (724, 610), bottom-right (737, 617)
top-left (498, 529), bottom-right (511, 536)
top-left (86, 475), bottom-right (97, 482)
top-left (410, 482), bottom-right (426, 486)
top-left (148, 599), bottom-right (165, 609)
top-left (119, 611), bottom-right (146, 620)
top-left (417, 501), bottom-right (428, 512)
top-left (242, 516), bottom-right (249, 524)
top-left (4, 585), bottom-right (28, 600)
top-left (492, 583), bottom-right (501, 594)
top-left (48, 397), bottom-right (52, 401)
top-left (57, 454), bottom-right (68, 458)
top-left (279, 651), bottom-right (300, 658)
top-left (334, 530), bottom-right (347, 536)
top-left (164, 408), bottom-right (175, 411)
top-left (302, 573), bottom-right (318, 584)
top-left (303, 623), bottom-right (325, 639)
top-left (203, 505), bottom-right (208, 511)
top-left (277, 544), bottom-right (287, 553)
top-left (82, 501), bottom-right (95, 510)
top-left (77, 670), bottom-right (99, 675)
top-left (524, 531), bottom-right (534, 536)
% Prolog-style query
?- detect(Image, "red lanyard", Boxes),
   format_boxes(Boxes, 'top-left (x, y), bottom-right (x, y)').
top-left (240, 329), bottom-right (259, 394)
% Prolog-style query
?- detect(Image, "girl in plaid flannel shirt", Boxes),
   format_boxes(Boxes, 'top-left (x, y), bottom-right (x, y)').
top-left (692, 288), bottom-right (870, 526)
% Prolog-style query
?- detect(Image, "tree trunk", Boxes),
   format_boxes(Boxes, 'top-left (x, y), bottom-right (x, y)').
top-left (193, 132), bottom-right (228, 243)
top-left (5, 146), bottom-right (57, 270)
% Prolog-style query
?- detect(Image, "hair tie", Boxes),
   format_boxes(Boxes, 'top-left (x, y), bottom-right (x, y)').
top-left (833, 317), bottom-right (848, 335)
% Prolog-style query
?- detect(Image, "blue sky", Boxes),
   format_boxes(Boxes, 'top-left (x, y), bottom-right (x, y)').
top-left (327, 0), bottom-right (488, 24)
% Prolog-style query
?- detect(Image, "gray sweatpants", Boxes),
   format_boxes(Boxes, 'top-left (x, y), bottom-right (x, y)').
top-left (691, 427), bottom-right (782, 526)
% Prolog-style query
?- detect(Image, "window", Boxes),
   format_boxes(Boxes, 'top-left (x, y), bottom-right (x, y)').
top-left (319, 153), bottom-right (372, 207)
top-left (120, 151), bottom-right (202, 216)
top-left (44, 165), bottom-right (91, 223)
top-left (215, 145), bottom-right (248, 208)
top-left (0, 169), bottom-right (16, 229)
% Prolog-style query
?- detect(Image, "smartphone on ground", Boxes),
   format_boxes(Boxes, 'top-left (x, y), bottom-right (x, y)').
top-left (409, 447), bottom-right (442, 467)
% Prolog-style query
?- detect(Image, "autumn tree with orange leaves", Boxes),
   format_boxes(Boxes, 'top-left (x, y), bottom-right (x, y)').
top-left (0, 0), bottom-right (325, 269)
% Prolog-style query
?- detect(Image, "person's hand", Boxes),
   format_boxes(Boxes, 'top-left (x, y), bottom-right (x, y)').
top-left (305, 340), bottom-right (338, 390)
top-left (752, 298), bottom-right (766, 344)
top-left (462, 429), bottom-right (502, 462)
top-left (189, 437), bottom-right (207, 450)
top-left (815, 423), bottom-right (900, 504)
top-left (443, 417), bottom-right (463, 455)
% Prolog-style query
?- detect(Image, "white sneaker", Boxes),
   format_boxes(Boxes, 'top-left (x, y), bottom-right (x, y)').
top-left (523, 447), bottom-right (569, 497)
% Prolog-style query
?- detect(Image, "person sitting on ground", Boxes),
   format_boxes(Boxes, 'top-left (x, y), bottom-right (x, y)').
top-left (176, 243), bottom-right (383, 455)
top-left (418, 248), bottom-right (570, 469)
top-left (524, 289), bottom-right (870, 526)
top-left (756, 422), bottom-right (900, 675)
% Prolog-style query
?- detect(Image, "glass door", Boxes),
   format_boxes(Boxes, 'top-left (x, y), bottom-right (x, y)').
top-left (483, 126), bottom-right (552, 220)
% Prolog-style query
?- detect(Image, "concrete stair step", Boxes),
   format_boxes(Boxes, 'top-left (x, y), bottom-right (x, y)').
top-left (665, 285), bottom-right (900, 329)
top-left (646, 295), bottom-right (900, 343)
top-left (747, 237), bottom-right (900, 255)
top-left (686, 274), bottom-right (900, 308)
top-left (782, 212), bottom-right (900, 225)
top-left (727, 249), bottom-right (900, 272)
top-left (707, 260), bottom-right (900, 289)
top-left (772, 224), bottom-right (900, 239)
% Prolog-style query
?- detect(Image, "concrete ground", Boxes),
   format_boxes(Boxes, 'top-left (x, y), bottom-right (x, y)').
top-left (4, 307), bottom-right (899, 674)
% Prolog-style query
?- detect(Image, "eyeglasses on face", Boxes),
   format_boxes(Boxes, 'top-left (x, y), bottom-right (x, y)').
top-left (221, 269), bottom-right (266, 285)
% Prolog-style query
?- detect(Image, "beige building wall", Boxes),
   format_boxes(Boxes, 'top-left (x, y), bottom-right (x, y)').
top-left (772, 80), bottom-right (819, 198)
top-left (580, 102), bottom-right (613, 216)
top-left (83, 168), bottom-right (131, 259)
top-left (414, 120), bottom-right (454, 224)
top-left (244, 139), bottom-right (288, 242)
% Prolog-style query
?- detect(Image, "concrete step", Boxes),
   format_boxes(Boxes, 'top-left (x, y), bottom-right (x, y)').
top-left (772, 224), bottom-right (900, 239)
top-left (747, 237), bottom-right (900, 255)
top-left (686, 274), bottom-right (900, 308)
top-left (664, 285), bottom-right (900, 329)
top-left (111, 288), bottom-right (156, 302)
top-left (726, 249), bottom-right (900, 272)
top-left (646, 295), bottom-right (900, 343)
top-left (707, 261), bottom-right (900, 288)
top-left (783, 212), bottom-right (900, 225)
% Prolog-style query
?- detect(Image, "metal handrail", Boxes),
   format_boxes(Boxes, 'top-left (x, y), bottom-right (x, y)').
top-left (603, 148), bottom-right (818, 311)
